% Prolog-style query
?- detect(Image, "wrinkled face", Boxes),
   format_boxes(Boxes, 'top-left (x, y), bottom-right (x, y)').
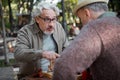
top-left (36, 9), bottom-right (57, 35)
top-left (76, 8), bottom-right (91, 25)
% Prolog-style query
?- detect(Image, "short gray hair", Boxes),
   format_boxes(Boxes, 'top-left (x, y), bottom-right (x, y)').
top-left (84, 2), bottom-right (108, 12)
top-left (32, 2), bottom-right (60, 18)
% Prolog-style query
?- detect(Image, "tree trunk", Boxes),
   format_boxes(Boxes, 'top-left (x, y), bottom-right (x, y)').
top-left (8, 0), bottom-right (14, 32)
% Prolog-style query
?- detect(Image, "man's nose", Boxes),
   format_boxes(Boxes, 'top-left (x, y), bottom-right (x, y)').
top-left (48, 21), bottom-right (55, 26)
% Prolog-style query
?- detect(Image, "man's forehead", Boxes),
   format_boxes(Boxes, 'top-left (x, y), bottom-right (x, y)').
top-left (41, 9), bottom-right (56, 17)
top-left (41, 9), bottom-right (55, 14)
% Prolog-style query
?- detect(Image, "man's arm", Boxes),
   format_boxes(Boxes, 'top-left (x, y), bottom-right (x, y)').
top-left (14, 28), bottom-right (43, 62)
top-left (14, 27), bottom-right (60, 63)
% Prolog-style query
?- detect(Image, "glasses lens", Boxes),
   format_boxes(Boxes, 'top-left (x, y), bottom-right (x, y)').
top-left (44, 18), bottom-right (56, 23)
top-left (39, 16), bottom-right (56, 23)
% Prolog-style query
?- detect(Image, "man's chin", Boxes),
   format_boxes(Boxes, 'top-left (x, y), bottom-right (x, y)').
top-left (44, 30), bottom-right (54, 35)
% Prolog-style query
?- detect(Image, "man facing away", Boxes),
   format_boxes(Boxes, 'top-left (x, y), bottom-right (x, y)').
top-left (52, 0), bottom-right (120, 80)
top-left (14, 2), bottom-right (69, 79)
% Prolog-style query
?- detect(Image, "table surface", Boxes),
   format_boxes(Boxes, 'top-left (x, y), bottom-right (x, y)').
top-left (0, 66), bottom-right (18, 80)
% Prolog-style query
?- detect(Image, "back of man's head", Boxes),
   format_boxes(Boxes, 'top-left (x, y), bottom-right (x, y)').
top-left (73, 0), bottom-right (109, 14)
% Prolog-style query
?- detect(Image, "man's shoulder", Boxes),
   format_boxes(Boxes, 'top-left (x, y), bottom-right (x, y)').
top-left (18, 23), bottom-right (35, 35)
top-left (84, 16), bottom-right (120, 35)
top-left (82, 16), bottom-right (120, 33)
top-left (55, 22), bottom-right (62, 28)
top-left (97, 16), bottom-right (119, 22)
top-left (89, 16), bottom-right (119, 27)
top-left (20, 23), bottom-right (34, 30)
top-left (55, 22), bottom-right (65, 31)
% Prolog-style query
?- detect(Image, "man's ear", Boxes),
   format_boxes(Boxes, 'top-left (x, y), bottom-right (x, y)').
top-left (35, 17), bottom-right (39, 23)
top-left (84, 8), bottom-right (91, 18)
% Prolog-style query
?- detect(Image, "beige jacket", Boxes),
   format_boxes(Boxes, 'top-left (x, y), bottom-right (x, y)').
top-left (14, 21), bottom-right (69, 76)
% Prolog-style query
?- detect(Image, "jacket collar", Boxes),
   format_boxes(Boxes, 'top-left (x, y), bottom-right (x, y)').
top-left (32, 22), bottom-right (43, 34)
top-left (98, 11), bottom-right (117, 18)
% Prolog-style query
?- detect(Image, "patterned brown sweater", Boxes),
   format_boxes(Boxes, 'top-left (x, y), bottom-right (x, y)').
top-left (52, 15), bottom-right (120, 80)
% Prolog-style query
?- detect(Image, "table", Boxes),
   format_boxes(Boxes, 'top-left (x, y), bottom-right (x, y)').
top-left (0, 66), bottom-right (18, 80)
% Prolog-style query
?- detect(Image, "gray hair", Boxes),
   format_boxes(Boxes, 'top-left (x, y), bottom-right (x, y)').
top-left (31, 2), bottom-right (60, 18)
top-left (84, 2), bottom-right (108, 12)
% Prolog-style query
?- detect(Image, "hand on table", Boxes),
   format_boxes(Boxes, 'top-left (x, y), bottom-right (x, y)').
top-left (42, 51), bottom-right (60, 61)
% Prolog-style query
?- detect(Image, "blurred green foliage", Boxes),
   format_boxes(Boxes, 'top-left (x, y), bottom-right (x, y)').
top-left (0, 0), bottom-right (120, 32)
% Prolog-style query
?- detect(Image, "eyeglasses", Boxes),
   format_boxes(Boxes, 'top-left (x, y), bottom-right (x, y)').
top-left (38, 16), bottom-right (57, 23)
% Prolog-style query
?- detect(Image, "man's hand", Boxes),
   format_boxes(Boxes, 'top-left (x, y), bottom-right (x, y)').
top-left (42, 51), bottom-right (60, 60)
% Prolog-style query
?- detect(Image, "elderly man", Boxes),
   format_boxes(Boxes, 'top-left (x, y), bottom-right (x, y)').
top-left (14, 2), bottom-right (68, 79)
top-left (52, 0), bottom-right (120, 80)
